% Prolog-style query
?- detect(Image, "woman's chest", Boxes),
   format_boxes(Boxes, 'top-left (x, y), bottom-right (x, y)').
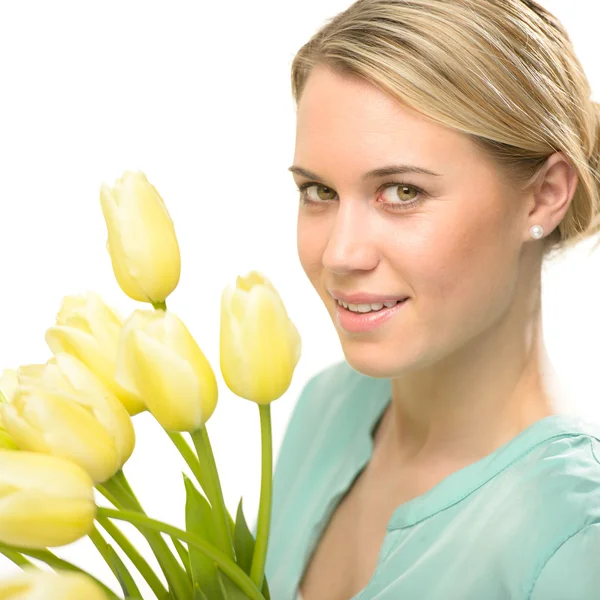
top-left (297, 463), bottom-right (425, 600)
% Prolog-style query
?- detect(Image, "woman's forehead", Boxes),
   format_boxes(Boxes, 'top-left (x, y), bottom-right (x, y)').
top-left (294, 65), bottom-right (478, 165)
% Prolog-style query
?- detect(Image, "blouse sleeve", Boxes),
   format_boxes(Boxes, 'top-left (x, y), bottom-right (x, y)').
top-left (530, 522), bottom-right (600, 599)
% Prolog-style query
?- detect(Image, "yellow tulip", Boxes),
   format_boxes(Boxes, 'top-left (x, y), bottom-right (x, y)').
top-left (115, 308), bottom-right (218, 432)
top-left (220, 271), bottom-right (301, 404)
top-left (0, 353), bottom-right (135, 483)
top-left (100, 170), bottom-right (181, 305)
top-left (0, 450), bottom-right (95, 549)
top-left (0, 569), bottom-right (107, 599)
top-left (45, 291), bottom-right (145, 415)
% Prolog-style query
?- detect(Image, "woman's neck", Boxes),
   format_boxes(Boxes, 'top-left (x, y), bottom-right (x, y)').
top-left (378, 308), bottom-right (557, 470)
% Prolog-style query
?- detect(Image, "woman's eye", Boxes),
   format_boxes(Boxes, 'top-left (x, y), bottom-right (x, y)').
top-left (380, 184), bottom-right (419, 204)
top-left (302, 184), bottom-right (337, 202)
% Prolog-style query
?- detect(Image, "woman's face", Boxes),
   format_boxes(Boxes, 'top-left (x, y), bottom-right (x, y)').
top-left (293, 64), bottom-right (533, 378)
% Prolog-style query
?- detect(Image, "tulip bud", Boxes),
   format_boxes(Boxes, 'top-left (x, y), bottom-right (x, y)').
top-left (220, 271), bottom-right (301, 404)
top-left (0, 354), bottom-right (135, 483)
top-left (115, 309), bottom-right (218, 432)
top-left (0, 450), bottom-right (95, 549)
top-left (100, 170), bottom-right (181, 304)
top-left (45, 291), bottom-right (145, 415)
top-left (0, 569), bottom-right (107, 599)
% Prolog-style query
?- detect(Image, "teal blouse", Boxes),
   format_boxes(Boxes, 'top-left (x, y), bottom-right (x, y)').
top-left (262, 360), bottom-right (600, 599)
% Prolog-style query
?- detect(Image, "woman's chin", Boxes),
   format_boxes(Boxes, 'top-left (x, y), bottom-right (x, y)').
top-left (340, 346), bottom-right (405, 379)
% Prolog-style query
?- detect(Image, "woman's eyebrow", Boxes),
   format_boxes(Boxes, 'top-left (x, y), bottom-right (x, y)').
top-left (287, 164), bottom-right (442, 180)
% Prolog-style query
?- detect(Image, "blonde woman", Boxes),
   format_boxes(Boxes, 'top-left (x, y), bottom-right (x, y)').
top-left (263, 1), bottom-right (600, 599)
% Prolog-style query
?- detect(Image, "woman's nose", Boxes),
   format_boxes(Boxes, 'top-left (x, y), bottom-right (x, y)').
top-left (321, 203), bottom-right (379, 275)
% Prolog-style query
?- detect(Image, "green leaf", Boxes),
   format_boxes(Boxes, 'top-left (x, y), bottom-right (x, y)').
top-left (184, 473), bottom-right (222, 599)
top-left (227, 507), bottom-right (236, 542)
top-left (193, 588), bottom-right (210, 600)
top-left (105, 544), bottom-right (141, 598)
top-left (216, 568), bottom-right (253, 600)
top-left (233, 497), bottom-right (256, 575)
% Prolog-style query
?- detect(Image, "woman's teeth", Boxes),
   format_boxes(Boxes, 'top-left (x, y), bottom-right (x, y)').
top-left (336, 299), bottom-right (403, 313)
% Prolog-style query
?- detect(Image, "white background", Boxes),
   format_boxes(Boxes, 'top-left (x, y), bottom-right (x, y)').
top-left (0, 0), bottom-right (599, 597)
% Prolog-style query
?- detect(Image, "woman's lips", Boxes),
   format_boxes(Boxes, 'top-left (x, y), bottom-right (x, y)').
top-left (334, 298), bottom-right (409, 333)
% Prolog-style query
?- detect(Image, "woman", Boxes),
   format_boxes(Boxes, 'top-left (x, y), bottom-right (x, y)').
top-left (263, 0), bottom-right (600, 598)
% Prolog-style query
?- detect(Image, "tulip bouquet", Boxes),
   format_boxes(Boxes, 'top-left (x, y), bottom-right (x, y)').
top-left (0, 171), bottom-right (301, 599)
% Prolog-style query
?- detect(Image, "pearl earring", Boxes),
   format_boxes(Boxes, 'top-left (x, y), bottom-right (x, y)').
top-left (529, 225), bottom-right (544, 239)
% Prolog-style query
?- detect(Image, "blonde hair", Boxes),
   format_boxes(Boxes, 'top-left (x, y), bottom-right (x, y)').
top-left (290, 0), bottom-right (600, 259)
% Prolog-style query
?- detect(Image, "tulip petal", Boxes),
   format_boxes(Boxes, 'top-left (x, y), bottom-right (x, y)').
top-left (221, 286), bottom-right (243, 347)
top-left (6, 391), bottom-right (119, 483)
top-left (162, 312), bottom-right (218, 422)
top-left (130, 330), bottom-right (203, 431)
top-left (56, 294), bottom-right (86, 323)
top-left (117, 172), bottom-right (181, 303)
top-left (86, 292), bottom-right (123, 351)
top-left (100, 183), bottom-right (149, 302)
top-left (0, 571), bottom-right (109, 600)
top-left (47, 325), bottom-right (145, 415)
top-left (0, 403), bottom-right (51, 454)
top-left (45, 326), bottom-right (112, 383)
top-left (48, 293), bottom-right (145, 415)
top-left (0, 449), bottom-right (94, 497)
top-left (57, 292), bottom-right (123, 357)
top-left (53, 353), bottom-right (135, 465)
top-left (114, 309), bottom-right (161, 398)
top-left (111, 381), bottom-right (146, 417)
top-left (243, 285), bottom-right (299, 403)
top-left (0, 492), bottom-right (95, 548)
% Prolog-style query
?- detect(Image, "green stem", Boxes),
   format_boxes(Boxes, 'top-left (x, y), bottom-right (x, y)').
top-left (0, 543), bottom-right (120, 599)
top-left (0, 547), bottom-right (38, 569)
top-left (166, 431), bottom-right (207, 492)
top-left (96, 483), bottom-right (121, 508)
top-left (249, 403), bottom-right (273, 588)
top-left (98, 517), bottom-right (169, 600)
top-left (190, 425), bottom-right (235, 560)
top-left (111, 469), bottom-right (137, 499)
top-left (152, 301), bottom-right (167, 311)
top-left (97, 484), bottom-right (188, 577)
top-left (165, 430), bottom-right (239, 540)
top-left (89, 525), bottom-right (141, 598)
top-left (97, 480), bottom-right (191, 598)
top-left (97, 507), bottom-right (265, 600)
top-left (101, 473), bottom-right (192, 600)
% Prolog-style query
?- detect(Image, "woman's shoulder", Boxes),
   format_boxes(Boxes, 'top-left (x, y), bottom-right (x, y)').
top-left (274, 360), bottom-right (389, 458)
top-left (272, 360), bottom-right (361, 462)
top-left (526, 419), bottom-right (600, 517)
top-left (531, 416), bottom-right (600, 493)
top-left (525, 421), bottom-right (600, 597)
top-left (493, 415), bottom-right (600, 525)
top-left (286, 359), bottom-right (364, 417)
